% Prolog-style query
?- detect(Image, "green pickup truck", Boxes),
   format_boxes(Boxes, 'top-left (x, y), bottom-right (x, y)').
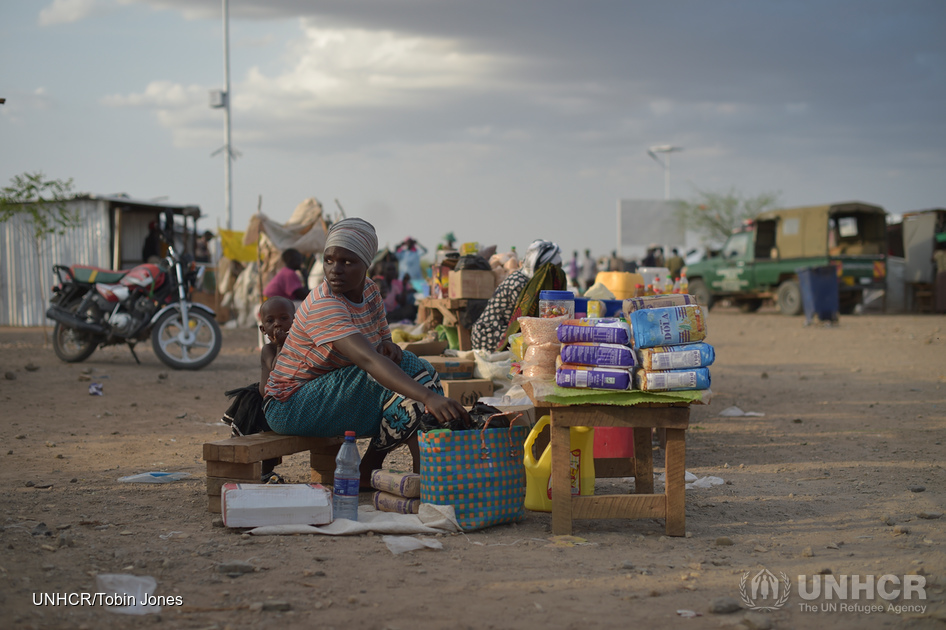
top-left (683, 202), bottom-right (888, 315)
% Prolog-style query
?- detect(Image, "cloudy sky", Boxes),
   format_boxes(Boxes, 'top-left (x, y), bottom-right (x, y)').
top-left (2, 0), bottom-right (944, 260)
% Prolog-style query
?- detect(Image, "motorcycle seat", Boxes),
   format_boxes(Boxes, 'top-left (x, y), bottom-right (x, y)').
top-left (70, 265), bottom-right (127, 284)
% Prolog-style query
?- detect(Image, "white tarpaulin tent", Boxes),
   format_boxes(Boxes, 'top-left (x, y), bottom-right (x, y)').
top-left (220, 198), bottom-right (331, 327)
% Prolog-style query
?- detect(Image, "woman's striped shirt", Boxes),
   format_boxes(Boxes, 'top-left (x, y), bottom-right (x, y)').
top-left (265, 277), bottom-right (390, 402)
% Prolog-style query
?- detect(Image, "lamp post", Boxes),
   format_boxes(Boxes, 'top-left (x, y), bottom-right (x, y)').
top-left (209, 0), bottom-right (233, 230)
top-left (647, 145), bottom-right (683, 200)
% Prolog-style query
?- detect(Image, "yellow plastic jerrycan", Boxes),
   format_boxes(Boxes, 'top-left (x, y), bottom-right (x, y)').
top-left (523, 415), bottom-right (595, 512)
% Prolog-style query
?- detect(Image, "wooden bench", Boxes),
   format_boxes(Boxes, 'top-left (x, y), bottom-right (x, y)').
top-left (202, 432), bottom-right (345, 513)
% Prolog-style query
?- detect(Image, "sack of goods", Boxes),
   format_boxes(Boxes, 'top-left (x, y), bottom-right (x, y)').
top-left (637, 342), bottom-right (715, 371)
top-left (554, 319), bottom-right (636, 391)
top-left (622, 293), bottom-right (696, 315)
top-left (628, 304), bottom-right (715, 392)
top-left (636, 367), bottom-right (712, 392)
top-left (370, 469), bottom-right (421, 514)
top-left (627, 304), bottom-right (707, 349)
top-left (556, 363), bottom-right (634, 390)
top-left (557, 318), bottom-right (632, 345)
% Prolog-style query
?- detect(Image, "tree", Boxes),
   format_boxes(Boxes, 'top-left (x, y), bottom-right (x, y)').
top-left (674, 187), bottom-right (781, 246)
top-left (0, 171), bottom-right (78, 340)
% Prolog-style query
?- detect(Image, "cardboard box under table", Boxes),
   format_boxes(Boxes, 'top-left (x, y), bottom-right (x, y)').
top-left (524, 382), bottom-right (707, 537)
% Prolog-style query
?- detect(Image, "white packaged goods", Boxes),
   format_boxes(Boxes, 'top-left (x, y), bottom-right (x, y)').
top-left (221, 483), bottom-right (332, 528)
top-left (636, 367), bottom-right (712, 391)
top-left (637, 342), bottom-right (716, 371)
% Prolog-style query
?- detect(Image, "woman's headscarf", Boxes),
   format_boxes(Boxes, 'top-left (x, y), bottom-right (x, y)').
top-left (324, 218), bottom-right (379, 268)
top-left (520, 239), bottom-right (562, 278)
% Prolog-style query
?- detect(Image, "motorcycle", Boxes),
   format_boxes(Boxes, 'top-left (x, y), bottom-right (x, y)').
top-left (45, 228), bottom-right (222, 370)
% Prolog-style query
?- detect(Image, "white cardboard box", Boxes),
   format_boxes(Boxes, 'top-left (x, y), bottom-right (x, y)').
top-left (221, 483), bottom-right (333, 528)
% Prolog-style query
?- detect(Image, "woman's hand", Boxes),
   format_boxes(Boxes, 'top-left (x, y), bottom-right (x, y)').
top-left (422, 391), bottom-right (472, 428)
top-left (378, 339), bottom-right (403, 364)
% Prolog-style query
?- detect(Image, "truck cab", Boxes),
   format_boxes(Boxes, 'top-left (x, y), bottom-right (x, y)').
top-left (684, 202), bottom-right (887, 315)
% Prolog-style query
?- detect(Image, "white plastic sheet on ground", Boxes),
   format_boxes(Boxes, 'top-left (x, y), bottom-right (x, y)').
top-left (246, 503), bottom-right (460, 537)
top-left (655, 470), bottom-right (726, 490)
top-left (382, 535), bottom-right (444, 555)
top-left (718, 405), bottom-right (764, 417)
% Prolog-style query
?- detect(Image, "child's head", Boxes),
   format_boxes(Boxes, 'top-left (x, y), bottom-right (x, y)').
top-left (281, 248), bottom-right (304, 270)
top-left (259, 297), bottom-right (295, 345)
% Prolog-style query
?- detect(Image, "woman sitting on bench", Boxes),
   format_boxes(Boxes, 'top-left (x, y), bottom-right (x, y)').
top-left (263, 217), bottom-right (470, 487)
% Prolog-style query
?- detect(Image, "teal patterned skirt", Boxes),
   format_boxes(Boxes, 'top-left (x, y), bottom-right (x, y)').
top-left (264, 351), bottom-right (441, 452)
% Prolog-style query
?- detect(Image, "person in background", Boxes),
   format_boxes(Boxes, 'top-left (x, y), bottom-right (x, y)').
top-left (667, 248), bottom-right (685, 280)
top-left (264, 248), bottom-right (309, 301)
top-left (471, 240), bottom-right (565, 352)
top-left (607, 250), bottom-right (625, 272)
top-left (641, 246), bottom-right (658, 268)
top-left (654, 246), bottom-right (666, 268)
top-left (264, 218), bottom-right (469, 485)
top-left (380, 256), bottom-right (416, 323)
top-left (580, 248), bottom-right (598, 292)
top-left (194, 231), bottom-right (214, 263)
top-left (142, 221), bottom-right (163, 263)
top-left (395, 237), bottom-right (427, 288)
top-left (568, 250), bottom-right (580, 287)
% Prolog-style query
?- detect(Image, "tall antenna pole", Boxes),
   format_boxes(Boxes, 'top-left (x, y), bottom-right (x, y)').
top-left (222, 0), bottom-right (233, 230)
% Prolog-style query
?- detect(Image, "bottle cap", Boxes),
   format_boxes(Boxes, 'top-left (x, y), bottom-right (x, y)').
top-left (344, 430), bottom-right (356, 438)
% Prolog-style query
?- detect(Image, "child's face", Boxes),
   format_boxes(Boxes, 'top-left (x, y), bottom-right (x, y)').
top-left (259, 301), bottom-right (295, 345)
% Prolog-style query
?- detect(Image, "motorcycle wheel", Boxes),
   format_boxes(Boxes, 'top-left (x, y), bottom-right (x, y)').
top-left (151, 308), bottom-right (222, 370)
top-left (53, 304), bottom-right (102, 363)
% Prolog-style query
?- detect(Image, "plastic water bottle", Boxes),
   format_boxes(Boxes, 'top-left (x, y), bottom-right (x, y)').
top-left (332, 431), bottom-right (361, 521)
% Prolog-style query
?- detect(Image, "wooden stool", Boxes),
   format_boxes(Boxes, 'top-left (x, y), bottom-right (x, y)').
top-left (202, 432), bottom-right (344, 513)
top-left (534, 401), bottom-right (690, 537)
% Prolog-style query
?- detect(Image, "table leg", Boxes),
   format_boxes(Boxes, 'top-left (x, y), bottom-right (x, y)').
top-left (664, 428), bottom-right (686, 536)
top-left (457, 325), bottom-right (472, 351)
top-left (633, 427), bottom-right (654, 494)
top-left (550, 418), bottom-right (573, 535)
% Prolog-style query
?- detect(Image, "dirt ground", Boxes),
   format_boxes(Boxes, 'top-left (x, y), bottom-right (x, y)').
top-left (1, 306), bottom-right (944, 630)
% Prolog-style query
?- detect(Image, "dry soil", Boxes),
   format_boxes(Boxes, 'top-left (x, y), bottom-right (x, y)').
top-left (1, 307), bottom-right (944, 630)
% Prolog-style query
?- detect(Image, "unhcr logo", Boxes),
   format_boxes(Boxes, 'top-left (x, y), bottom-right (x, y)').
top-left (738, 567), bottom-right (928, 614)
top-left (739, 568), bottom-right (791, 611)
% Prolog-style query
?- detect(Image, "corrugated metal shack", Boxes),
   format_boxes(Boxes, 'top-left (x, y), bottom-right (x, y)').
top-left (0, 194), bottom-right (201, 326)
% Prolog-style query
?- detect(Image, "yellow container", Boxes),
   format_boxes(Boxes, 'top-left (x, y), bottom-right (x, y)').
top-left (594, 271), bottom-right (645, 300)
top-left (523, 415), bottom-right (595, 512)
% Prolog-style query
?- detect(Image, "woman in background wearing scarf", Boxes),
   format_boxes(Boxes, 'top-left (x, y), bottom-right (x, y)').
top-left (470, 239), bottom-right (567, 352)
top-left (264, 218), bottom-right (470, 486)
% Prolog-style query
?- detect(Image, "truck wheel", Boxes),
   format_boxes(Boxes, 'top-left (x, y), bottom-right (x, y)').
top-left (777, 280), bottom-right (803, 316)
top-left (737, 299), bottom-right (764, 313)
top-left (688, 279), bottom-right (713, 309)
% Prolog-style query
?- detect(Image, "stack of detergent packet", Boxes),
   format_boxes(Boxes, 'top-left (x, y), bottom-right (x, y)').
top-left (553, 293), bottom-right (713, 393)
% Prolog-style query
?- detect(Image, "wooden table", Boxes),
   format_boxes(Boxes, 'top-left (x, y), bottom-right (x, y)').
top-left (417, 297), bottom-right (474, 351)
top-left (527, 386), bottom-right (691, 536)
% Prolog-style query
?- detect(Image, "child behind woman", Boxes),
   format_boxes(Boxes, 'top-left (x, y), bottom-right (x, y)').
top-left (221, 296), bottom-right (296, 482)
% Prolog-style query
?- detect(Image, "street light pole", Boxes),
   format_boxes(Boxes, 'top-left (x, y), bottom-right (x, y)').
top-left (222, 0), bottom-right (232, 231)
top-left (647, 145), bottom-right (683, 200)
